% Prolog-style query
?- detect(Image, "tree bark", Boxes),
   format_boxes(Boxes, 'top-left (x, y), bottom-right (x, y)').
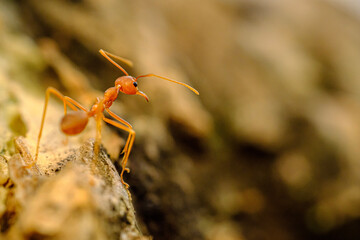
top-left (2, 137), bottom-right (149, 240)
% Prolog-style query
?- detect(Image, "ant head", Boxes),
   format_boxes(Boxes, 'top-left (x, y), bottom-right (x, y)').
top-left (115, 76), bottom-right (149, 101)
top-left (100, 49), bottom-right (198, 102)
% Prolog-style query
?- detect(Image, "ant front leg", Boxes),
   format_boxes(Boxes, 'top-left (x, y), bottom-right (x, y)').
top-left (102, 110), bottom-right (135, 189)
top-left (105, 108), bottom-right (133, 156)
top-left (31, 87), bottom-right (87, 168)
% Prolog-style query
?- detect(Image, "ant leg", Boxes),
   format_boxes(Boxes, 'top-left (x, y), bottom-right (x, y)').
top-left (105, 108), bottom-right (132, 128)
top-left (105, 108), bottom-right (133, 156)
top-left (30, 87), bottom-right (87, 168)
top-left (102, 116), bottom-right (135, 190)
top-left (64, 96), bottom-right (88, 112)
top-left (93, 113), bottom-right (103, 161)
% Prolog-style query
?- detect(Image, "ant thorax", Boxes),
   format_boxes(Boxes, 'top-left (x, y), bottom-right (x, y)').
top-left (103, 87), bottom-right (119, 108)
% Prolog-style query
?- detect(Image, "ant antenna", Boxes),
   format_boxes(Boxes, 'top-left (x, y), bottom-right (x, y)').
top-left (99, 49), bottom-right (133, 76)
top-left (135, 74), bottom-right (199, 95)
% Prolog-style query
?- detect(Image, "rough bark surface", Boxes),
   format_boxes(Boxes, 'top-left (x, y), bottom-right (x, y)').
top-left (2, 137), bottom-right (148, 240)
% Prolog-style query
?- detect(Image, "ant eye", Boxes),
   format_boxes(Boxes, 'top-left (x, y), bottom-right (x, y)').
top-left (133, 82), bottom-right (138, 87)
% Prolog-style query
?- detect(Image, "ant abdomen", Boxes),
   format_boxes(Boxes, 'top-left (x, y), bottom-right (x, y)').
top-left (60, 111), bottom-right (89, 135)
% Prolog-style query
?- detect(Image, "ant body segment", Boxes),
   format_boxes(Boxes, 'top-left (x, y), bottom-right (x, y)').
top-left (32, 49), bottom-right (199, 195)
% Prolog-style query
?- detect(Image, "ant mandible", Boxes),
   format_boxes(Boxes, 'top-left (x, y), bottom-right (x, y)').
top-left (32, 49), bottom-right (199, 193)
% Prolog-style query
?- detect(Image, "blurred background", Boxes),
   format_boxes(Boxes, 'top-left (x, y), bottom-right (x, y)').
top-left (1, 0), bottom-right (360, 239)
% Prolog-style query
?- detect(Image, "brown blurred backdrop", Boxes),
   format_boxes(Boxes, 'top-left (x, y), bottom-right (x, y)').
top-left (1, 0), bottom-right (360, 239)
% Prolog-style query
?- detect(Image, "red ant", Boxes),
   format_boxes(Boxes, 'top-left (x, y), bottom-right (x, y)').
top-left (31, 49), bottom-right (199, 195)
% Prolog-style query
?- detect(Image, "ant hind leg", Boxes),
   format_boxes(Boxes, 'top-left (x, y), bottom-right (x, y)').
top-left (29, 87), bottom-right (87, 168)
